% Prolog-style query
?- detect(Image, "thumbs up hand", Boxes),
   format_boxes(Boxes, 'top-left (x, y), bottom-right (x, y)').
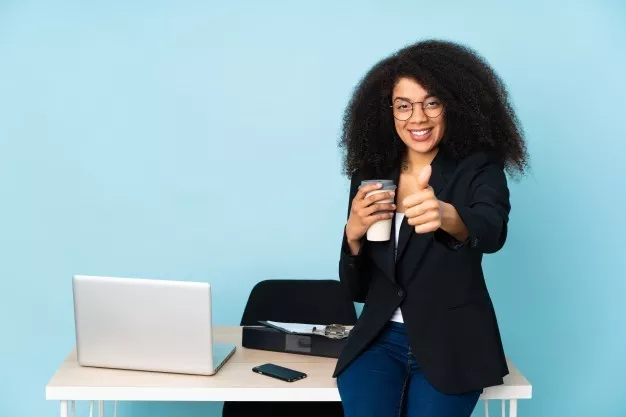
top-left (403, 165), bottom-right (443, 234)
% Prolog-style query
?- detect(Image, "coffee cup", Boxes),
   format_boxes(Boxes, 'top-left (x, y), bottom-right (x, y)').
top-left (360, 180), bottom-right (396, 241)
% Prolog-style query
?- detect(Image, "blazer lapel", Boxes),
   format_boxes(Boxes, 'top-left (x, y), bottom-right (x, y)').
top-left (395, 151), bottom-right (453, 264)
top-left (375, 151), bottom-right (456, 284)
top-left (385, 166), bottom-right (401, 283)
top-left (395, 215), bottom-right (412, 263)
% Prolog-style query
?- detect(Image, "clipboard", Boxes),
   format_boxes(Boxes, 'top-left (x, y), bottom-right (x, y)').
top-left (258, 320), bottom-right (351, 339)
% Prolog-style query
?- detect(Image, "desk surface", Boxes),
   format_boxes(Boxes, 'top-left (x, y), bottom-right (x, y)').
top-left (46, 326), bottom-right (531, 402)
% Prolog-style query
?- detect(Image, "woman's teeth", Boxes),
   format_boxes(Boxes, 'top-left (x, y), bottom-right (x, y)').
top-left (410, 129), bottom-right (432, 136)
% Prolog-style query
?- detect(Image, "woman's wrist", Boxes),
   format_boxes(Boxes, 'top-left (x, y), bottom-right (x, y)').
top-left (345, 223), bottom-right (359, 243)
top-left (439, 201), bottom-right (469, 242)
top-left (347, 239), bottom-right (362, 256)
top-left (345, 225), bottom-right (363, 255)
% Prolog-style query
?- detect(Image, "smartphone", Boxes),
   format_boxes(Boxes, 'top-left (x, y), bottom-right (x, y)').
top-left (252, 363), bottom-right (307, 382)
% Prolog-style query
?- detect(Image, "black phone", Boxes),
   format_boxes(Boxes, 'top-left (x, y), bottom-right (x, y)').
top-left (252, 363), bottom-right (307, 382)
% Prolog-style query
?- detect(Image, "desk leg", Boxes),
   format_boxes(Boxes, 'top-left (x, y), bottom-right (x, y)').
top-left (98, 400), bottom-right (105, 417)
top-left (60, 401), bottom-right (68, 417)
top-left (484, 399), bottom-right (518, 417)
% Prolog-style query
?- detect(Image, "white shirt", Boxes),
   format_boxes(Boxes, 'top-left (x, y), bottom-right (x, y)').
top-left (390, 213), bottom-right (405, 323)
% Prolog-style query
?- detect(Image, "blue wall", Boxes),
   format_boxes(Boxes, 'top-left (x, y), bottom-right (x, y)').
top-left (1, 1), bottom-right (625, 416)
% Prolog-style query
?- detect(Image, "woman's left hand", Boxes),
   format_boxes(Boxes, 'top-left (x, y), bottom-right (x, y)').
top-left (403, 165), bottom-right (443, 234)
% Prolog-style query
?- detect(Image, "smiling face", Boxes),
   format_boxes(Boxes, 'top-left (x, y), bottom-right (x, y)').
top-left (391, 77), bottom-right (446, 157)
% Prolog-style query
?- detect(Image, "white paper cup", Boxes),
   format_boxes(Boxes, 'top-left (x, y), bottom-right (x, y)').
top-left (363, 185), bottom-right (396, 242)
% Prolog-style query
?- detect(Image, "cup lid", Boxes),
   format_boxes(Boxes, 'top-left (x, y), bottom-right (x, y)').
top-left (380, 184), bottom-right (397, 191)
top-left (359, 179), bottom-right (394, 188)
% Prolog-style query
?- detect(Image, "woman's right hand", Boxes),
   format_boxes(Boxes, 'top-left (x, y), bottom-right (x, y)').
top-left (345, 183), bottom-right (396, 244)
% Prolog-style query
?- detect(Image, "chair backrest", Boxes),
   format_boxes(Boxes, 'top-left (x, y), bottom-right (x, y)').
top-left (240, 279), bottom-right (357, 326)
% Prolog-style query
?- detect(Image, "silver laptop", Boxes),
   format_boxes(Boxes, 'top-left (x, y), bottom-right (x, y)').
top-left (72, 275), bottom-right (236, 375)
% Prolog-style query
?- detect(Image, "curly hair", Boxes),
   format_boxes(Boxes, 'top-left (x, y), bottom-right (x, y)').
top-left (339, 39), bottom-right (528, 179)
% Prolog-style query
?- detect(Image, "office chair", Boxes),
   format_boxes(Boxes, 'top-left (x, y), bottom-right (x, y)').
top-left (222, 279), bottom-right (357, 417)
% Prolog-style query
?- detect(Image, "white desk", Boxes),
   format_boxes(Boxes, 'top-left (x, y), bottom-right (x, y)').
top-left (46, 327), bottom-right (531, 417)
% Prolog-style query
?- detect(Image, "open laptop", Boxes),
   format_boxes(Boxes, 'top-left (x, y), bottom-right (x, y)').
top-left (72, 275), bottom-right (236, 375)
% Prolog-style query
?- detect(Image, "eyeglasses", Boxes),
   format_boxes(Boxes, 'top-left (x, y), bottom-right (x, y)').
top-left (390, 97), bottom-right (444, 121)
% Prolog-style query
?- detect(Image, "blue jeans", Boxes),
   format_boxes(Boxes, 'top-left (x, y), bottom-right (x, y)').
top-left (337, 321), bottom-right (481, 417)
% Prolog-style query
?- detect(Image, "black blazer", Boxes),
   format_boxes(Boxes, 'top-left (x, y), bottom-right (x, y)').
top-left (332, 151), bottom-right (510, 395)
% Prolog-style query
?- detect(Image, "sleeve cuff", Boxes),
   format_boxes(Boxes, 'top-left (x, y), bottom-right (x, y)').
top-left (455, 205), bottom-right (486, 250)
top-left (434, 228), bottom-right (469, 251)
top-left (341, 227), bottom-right (364, 261)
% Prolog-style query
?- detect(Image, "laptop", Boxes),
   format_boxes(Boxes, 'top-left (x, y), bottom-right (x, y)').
top-left (72, 275), bottom-right (236, 375)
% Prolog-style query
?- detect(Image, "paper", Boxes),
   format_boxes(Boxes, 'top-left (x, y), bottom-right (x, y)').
top-left (259, 320), bottom-right (352, 339)
top-left (260, 320), bottom-right (325, 335)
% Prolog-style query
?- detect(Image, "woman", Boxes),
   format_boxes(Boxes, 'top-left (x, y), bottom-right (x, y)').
top-left (333, 39), bottom-right (528, 417)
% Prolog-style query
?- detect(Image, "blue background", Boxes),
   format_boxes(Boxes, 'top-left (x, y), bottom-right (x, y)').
top-left (1, 1), bottom-right (625, 416)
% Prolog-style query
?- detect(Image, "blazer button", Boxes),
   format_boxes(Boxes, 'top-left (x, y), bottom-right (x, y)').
top-left (398, 289), bottom-right (404, 297)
